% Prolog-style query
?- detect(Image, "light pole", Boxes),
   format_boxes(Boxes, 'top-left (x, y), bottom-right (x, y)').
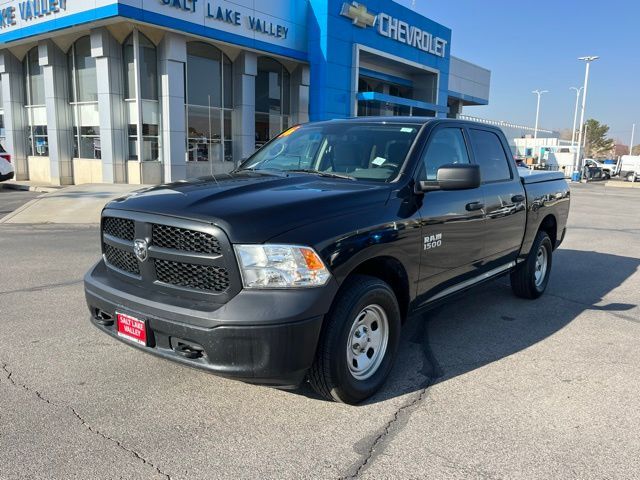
top-left (574, 56), bottom-right (599, 172)
top-left (532, 90), bottom-right (549, 139)
top-left (630, 123), bottom-right (636, 156)
top-left (570, 86), bottom-right (583, 145)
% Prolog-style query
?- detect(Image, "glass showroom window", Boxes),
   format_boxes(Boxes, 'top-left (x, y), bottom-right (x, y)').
top-left (255, 57), bottom-right (290, 149)
top-left (68, 37), bottom-right (100, 159)
top-left (357, 77), bottom-right (381, 117)
top-left (23, 47), bottom-right (48, 157)
top-left (357, 75), bottom-right (412, 117)
top-left (124, 31), bottom-right (160, 162)
top-left (185, 42), bottom-right (233, 163)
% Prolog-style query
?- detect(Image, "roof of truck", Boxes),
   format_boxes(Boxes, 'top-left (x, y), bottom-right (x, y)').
top-left (320, 117), bottom-right (501, 130)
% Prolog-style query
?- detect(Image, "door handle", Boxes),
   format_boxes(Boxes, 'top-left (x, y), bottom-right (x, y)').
top-left (465, 201), bottom-right (485, 212)
top-left (511, 194), bottom-right (525, 203)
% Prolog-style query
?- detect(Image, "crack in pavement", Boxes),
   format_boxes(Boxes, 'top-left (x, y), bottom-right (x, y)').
top-left (0, 280), bottom-right (83, 296)
top-left (1, 362), bottom-right (171, 480)
top-left (342, 383), bottom-right (433, 480)
top-left (342, 317), bottom-right (444, 479)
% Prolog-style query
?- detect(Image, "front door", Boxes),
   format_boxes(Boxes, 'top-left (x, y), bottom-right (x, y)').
top-left (415, 126), bottom-right (486, 307)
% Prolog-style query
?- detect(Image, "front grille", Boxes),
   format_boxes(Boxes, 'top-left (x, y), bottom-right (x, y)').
top-left (101, 213), bottom-right (239, 300)
top-left (152, 224), bottom-right (221, 255)
top-left (154, 259), bottom-right (230, 292)
top-left (103, 217), bottom-right (135, 241)
top-left (104, 244), bottom-right (140, 275)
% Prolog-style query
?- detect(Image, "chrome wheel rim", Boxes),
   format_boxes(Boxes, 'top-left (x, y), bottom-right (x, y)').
top-left (534, 245), bottom-right (548, 287)
top-left (346, 304), bottom-right (389, 381)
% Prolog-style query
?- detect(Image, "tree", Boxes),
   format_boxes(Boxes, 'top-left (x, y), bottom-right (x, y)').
top-left (583, 119), bottom-right (614, 158)
top-left (633, 145), bottom-right (640, 156)
top-left (613, 144), bottom-right (628, 157)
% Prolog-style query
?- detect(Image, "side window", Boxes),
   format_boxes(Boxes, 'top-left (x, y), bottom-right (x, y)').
top-left (420, 128), bottom-right (470, 180)
top-left (468, 129), bottom-right (512, 183)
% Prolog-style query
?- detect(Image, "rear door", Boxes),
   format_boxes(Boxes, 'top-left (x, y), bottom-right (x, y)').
top-left (415, 125), bottom-right (486, 306)
top-left (467, 127), bottom-right (526, 267)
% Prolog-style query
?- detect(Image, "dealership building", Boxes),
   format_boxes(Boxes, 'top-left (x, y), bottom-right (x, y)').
top-left (0, 0), bottom-right (491, 185)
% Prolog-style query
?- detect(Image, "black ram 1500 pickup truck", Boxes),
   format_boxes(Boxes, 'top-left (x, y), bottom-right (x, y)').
top-left (85, 118), bottom-right (570, 404)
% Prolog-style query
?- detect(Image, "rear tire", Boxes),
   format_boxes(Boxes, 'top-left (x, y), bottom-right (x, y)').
top-left (309, 275), bottom-right (401, 404)
top-left (511, 231), bottom-right (553, 299)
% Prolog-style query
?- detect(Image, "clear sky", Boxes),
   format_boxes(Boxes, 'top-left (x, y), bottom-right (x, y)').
top-left (396, 0), bottom-right (639, 143)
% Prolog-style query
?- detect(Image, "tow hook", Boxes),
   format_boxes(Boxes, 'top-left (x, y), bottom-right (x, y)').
top-left (94, 309), bottom-right (114, 326)
top-left (173, 341), bottom-right (204, 359)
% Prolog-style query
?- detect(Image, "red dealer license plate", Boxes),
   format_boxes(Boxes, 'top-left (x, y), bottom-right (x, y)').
top-left (116, 313), bottom-right (147, 346)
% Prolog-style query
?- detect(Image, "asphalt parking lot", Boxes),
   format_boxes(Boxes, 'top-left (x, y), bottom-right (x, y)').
top-left (0, 183), bottom-right (639, 479)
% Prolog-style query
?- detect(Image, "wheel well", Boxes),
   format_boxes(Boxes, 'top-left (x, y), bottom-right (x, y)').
top-left (539, 214), bottom-right (558, 248)
top-left (346, 256), bottom-right (410, 321)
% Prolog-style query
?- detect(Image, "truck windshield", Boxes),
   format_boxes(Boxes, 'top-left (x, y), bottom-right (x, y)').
top-left (239, 122), bottom-right (421, 182)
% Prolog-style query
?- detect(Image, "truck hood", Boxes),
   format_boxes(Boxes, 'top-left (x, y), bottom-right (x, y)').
top-left (106, 172), bottom-right (392, 243)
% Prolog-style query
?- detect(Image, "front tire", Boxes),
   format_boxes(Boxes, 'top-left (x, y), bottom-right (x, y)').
top-left (309, 275), bottom-right (401, 404)
top-left (628, 173), bottom-right (636, 182)
top-left (511, 231), bottom-right (553, 299)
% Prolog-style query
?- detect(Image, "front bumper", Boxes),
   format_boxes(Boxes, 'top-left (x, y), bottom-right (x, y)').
top-left (85, 261), bottom-right (338, 387)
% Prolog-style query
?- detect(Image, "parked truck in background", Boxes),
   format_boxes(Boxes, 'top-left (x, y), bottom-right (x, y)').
top-left (84, 118), bottom-right (570, 404)
top-left (618, 155), bottom-right (640, 182)
top-left (584, 158), bottom-right (616, 179)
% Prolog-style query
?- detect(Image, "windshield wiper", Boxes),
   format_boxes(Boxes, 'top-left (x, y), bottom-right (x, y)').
top-left (287, 169), bottom-right (356, 180)
top-left (235, 167), bottom-right (288, 176)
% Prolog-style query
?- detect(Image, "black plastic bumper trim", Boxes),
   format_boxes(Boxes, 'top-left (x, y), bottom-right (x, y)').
top-left (88, 304), bottom-right (324, 388)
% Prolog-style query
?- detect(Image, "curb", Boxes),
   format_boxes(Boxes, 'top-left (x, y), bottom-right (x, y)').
top-left (0, 196), bottom-right (43, 224)
top-left (0, 182), bottom-right (61, 193)
top-left (604, 181), bottom-right (640, 189)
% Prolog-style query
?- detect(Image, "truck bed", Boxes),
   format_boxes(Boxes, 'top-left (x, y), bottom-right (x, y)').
top-left (518, 169), bottom-right (566, 184)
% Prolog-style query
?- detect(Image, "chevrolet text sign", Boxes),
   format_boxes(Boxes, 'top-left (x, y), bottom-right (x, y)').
top-left (340, 1), bottom-right (448, 58)
top-left (377, 12), bottom-right (447, 58)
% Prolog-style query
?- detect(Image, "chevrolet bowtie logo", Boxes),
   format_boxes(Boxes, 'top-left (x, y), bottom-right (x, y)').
top-left (340, 2), bottom-right (377, 28)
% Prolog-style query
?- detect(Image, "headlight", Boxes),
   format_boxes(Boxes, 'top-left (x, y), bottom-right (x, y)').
top-left (234, 244), bottom-right (331, 289)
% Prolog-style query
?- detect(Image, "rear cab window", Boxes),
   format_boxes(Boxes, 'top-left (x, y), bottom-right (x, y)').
top-left (468, 129), bottom-right (513, 183)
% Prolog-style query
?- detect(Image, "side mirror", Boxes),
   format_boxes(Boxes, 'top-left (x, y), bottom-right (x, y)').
top-left (416, 164), bottom-right (481, 192)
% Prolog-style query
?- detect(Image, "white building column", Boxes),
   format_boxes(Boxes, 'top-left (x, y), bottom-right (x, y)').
top-left (91, 27), bottom-right (127, 184)
top-left (158, 32), bottom-right (187, 182)
top-left (232, 51), bottom-right (257, 162)
top-left (0, 51), bottom-right (28, 180)
top-left (291, 64), bottom-right (310, 125)
top-left (39, 40), bottom-right (73, 185)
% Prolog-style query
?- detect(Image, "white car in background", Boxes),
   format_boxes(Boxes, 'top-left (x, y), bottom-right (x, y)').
top-left (0, 145), bottom-right (14, 182)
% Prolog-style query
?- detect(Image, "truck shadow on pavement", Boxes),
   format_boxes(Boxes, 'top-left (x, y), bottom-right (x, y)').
top-left (299, 249), bottom-right (639, 404)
